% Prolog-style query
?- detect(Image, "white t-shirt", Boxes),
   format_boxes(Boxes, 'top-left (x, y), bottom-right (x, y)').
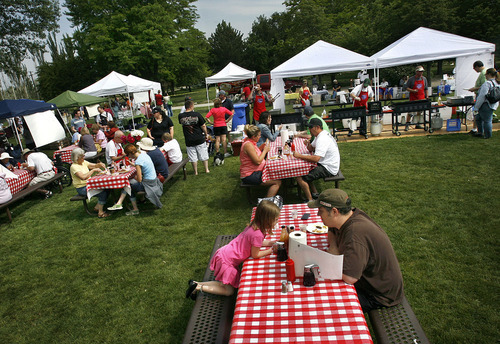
top-left (106, 141), bottom-right (122, 165)
top-left (380, 81), bottom-right (389, 88)
top-left (311, 130), bottom-right (340, 176)
top-left (160, 139), bottom-right (183, 163)
top-left (351, 84), bottom-right (374, 98)
top-left (27, 152), bottom-right (54, 175)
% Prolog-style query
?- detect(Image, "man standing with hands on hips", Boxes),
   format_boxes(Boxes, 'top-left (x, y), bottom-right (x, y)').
top-left (405, 65), bottom-right (428, 131)
top-left (308, 188), bottom-right (404, 313)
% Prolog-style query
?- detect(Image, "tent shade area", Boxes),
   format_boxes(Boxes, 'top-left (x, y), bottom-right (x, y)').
top-left (48, 90), bottom-right (104, 108)
top-left (0, 99), bottom-right (65, 150)
top-left (205, 62), bottom-right (256, 107)
top-left (271, 40), bottom-right (373, 112)
top-left (0, 99), bottom-right (57, 119)
top-left (371, 27), bottom-right (496, 97)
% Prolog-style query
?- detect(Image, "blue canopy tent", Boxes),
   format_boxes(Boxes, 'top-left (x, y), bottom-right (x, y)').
top-left (0, 99), bottom-right (66, 151)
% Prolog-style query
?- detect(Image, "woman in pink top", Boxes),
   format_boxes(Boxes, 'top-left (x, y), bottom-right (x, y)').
top-left (239, 124), bottom-right (281, 197)
top-left (205, 98), bottom-right (234, 157)
top-left (186, 200), bottom-right (280, 299)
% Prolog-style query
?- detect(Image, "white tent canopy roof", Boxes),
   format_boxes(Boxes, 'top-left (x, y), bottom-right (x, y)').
top-left (371, 27), bottom-right (496, 68)
top-left (127, 74), bottom-right (162, 94)
top-left (79, 71), bottom-right (160, 97)
top-left (271, 40), bottom-right (373, 79)
top-left (205, 62), bottom-right (256, 84)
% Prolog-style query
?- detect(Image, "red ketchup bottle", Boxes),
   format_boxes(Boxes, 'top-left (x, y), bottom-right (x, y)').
top-left (291, 139), bottom-right (295, 153)
top-left (286, 258), bottom-right (296, 282)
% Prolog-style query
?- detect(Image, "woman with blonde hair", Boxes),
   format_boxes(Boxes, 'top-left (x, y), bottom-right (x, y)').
top-left (239, 124), bottom-right (281, 197)
top-left (78, 126), bottom-right (98, 158)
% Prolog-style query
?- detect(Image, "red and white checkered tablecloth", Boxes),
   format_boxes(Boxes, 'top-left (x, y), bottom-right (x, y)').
top-left (53, 145), bottom-right (79, 164)
top-left (229, 204), bottom-right (372, 344)
top-left (86, 167), bottom-right (136, 200)
top-left (261, 138), bottom-right (316, 183)
top-left (5, 168), bottom-right (36, 195)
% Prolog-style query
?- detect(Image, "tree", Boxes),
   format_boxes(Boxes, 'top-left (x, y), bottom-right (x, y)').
top-left (207, 21), bottom-right (245, 72)
top-left (64, 0), bottom-right (207, 90)
top-left (0, 0), bottom-right (59, 71)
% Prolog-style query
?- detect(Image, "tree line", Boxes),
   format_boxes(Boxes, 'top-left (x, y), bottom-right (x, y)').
top-left (0, 0), bottom-right (498, 101)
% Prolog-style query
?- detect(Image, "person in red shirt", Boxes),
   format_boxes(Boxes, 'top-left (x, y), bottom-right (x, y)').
top-left (155, 90), bottom-right (163, 109)
top-left (206, 99), bottom-right (234, 158)
top-left (405, 66), bottom-right (428, 130)
top-left (249, 84), bottom-right (274, 124)
top-left (299, 80), bottom-right (311, 106)
top-left (241, 83), bottom-right (252, 100)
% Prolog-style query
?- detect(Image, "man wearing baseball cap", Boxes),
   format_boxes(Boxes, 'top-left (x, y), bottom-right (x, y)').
top-left (293, 118), bottom-right (340, 201)
top-left (296, 106), bottom-right (329, 139)
top-left (405, 65), bottom-right (428, 130)
top-left (308, 189), bottom-right (404, 312)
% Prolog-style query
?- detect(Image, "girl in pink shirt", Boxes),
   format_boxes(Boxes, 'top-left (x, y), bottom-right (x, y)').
top-left (186, 200), bottom-right (280, 299)
top-left (205, 98), bottom-right (233, 157)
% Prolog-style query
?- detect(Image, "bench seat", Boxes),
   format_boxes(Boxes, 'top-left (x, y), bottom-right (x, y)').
top-left (369, 295), bottom-right (430, 344)
top-left (182, 234), bottom-right (238, 344)
top-left (1, 173), bottom-right (64, 222)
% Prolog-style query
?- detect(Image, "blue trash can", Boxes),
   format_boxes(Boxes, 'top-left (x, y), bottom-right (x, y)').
top-left (232, 103), bottom-right (248, 131)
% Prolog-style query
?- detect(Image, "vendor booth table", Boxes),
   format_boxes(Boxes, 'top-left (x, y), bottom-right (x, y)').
top-left (229, 203), bottom-right (373, 344)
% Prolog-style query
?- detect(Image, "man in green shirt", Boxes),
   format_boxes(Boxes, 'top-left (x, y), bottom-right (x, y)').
top-left (297, 106), bottom-right (330, 139)
top-left (467, 61), bottom-right (487, 134)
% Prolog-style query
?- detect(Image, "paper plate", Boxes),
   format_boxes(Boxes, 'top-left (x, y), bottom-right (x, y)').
top-left (306, 223), bottom-right (328, 234)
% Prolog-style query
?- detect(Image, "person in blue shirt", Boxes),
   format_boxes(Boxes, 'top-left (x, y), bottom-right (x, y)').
top-left (256, 111), bottom-right (282, 147)
top-left (137, 137), bottom-right (169, 181)
top-left (107, 144), bottom-right (163, 215)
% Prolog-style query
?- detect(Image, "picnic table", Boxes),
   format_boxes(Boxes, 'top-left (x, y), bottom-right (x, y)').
top-left (229, 203), bottom-right (372, 344)
top-left (53, 144), bottom-right (78, 164)
top-left (86, 167), bottom-right (136, 200)
top-left (5, 168), bottom-right (37, 195)
top-left (261, 137), bottom-right (316, 183)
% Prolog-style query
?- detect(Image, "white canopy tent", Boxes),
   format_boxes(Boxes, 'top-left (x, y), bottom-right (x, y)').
top-left (79, 71), bottom-right (162, 128)
top-left (371, 27), bottom-right (496, 98)
top-left (205, 62), bottom-right (256, 108)
top-left (270, 40), bottom-right (374, 113)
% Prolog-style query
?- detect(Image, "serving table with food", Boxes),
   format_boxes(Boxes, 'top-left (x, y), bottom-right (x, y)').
top-left (261, 137), bottom-right (316, 183)
top-left (86, 166), bottom-right (136, 200)
top-left (5, 168), bottom-right (36, 195)
top-left (229, 203), bottom-right (372, 344)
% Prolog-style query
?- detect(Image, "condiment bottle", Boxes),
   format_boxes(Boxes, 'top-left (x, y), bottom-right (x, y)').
top-left (291, 139), bottom-right (295, 152)
top-left (283, 142), bottom-right (290, 156)
top-left (286, 258), bottom-right (296, 282)
top-left (276, 242), bottom-right (288, 262)
top-left (303, 264), bottom-right (316, 287)
top-left (279, 225), bottom-right (289, 251)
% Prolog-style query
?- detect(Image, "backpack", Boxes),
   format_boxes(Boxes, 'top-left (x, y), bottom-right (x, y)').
top-left (485, 80), bottom-right (500, 103)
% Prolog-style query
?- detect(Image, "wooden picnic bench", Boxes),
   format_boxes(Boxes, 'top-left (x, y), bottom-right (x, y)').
top-left (182, 234), bottom-right (238, 344)
top-left (369, 295), bottom-right (430, 344)
top-left (296, 169), bottom-right (345, 199)
top-left (1, 173), bottom-right (64, 222)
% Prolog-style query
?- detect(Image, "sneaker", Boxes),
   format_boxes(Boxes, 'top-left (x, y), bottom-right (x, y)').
top-left (125, 210), bottom-right (139, 216)
top-left (44, 191), bottom-right (52, 199)
top-left (468, 129), bottom-right (477, 134)
top-left (473, 133), bottom-right (483, 138)
top-left (224, 153), bottom-right (232, 158)
top-left (107, 204), bottom-right (123, 211)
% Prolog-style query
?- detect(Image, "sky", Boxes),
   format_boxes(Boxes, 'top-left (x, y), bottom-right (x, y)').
top-left (58, 0), bottom-right (287, 39)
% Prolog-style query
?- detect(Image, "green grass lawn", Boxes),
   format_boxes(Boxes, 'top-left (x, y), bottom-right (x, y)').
top-left (0, 110), bottom-right (499, 343)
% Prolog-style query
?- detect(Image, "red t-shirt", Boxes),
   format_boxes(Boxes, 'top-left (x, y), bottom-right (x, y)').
top-left (155, 93), bottom-right (163, 106)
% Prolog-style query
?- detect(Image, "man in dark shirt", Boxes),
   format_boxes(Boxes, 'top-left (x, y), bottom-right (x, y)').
top-left (178, 100), bottom-right (210, 175)
top-left (137, 138), bottom-right (169, 181)
top-left (308, 189), bottom-right (404, 312)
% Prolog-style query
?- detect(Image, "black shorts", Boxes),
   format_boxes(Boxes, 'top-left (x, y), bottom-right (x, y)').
top-left (241, 171), bottom-right (263, 185)
top-left (213, 126), bottom-right (228, 136)
top-left (302, 163), bottom-right (334, 182)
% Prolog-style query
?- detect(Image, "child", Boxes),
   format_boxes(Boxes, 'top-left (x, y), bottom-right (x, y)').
top-left (186, 200), bottom-right (280, 299)
top-left (160, 132), bottom-right (183, 165)
top-left (205, 98), bottom-right (233, 158)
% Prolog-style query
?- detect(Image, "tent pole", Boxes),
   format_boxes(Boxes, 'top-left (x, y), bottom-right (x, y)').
top-left (12, 118), bottom-right (23, 151)
top-left (127, 91), bottom-right (135, 130)
top-left (206, 84), bottom-right (210, 110)
top-left (57, 108), bottom-right (73, 138)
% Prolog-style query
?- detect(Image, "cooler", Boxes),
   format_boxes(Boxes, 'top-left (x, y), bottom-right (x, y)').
top-left (232, 103), bottom-right (248, 131)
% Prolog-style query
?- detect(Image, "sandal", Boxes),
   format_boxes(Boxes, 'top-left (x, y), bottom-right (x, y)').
top-left (186, 280), bottom-right (198, 299)
top-left (98, 212), bottom-right (111, 218)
